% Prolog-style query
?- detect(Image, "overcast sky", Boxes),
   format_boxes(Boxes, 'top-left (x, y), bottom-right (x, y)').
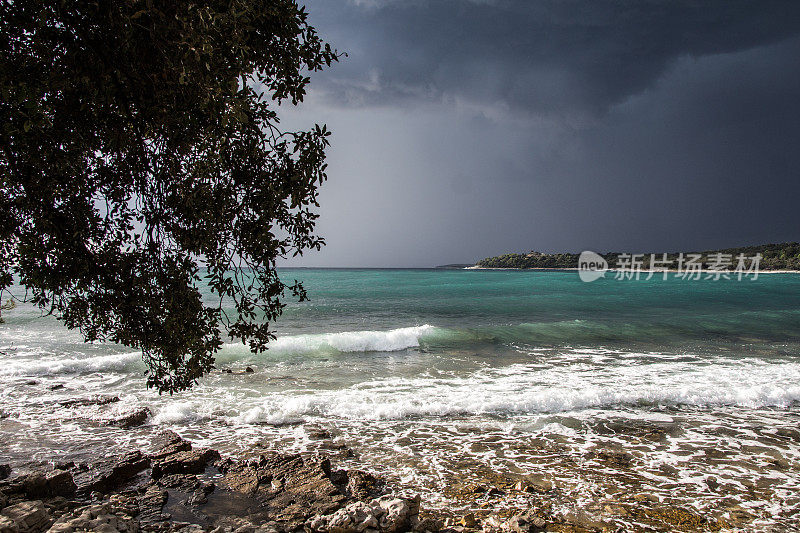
top-left (278, 0), bottom-right (800, 267)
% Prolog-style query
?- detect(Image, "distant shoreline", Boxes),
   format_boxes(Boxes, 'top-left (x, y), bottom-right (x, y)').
top-left (464, 265), bottom-right (800, 274)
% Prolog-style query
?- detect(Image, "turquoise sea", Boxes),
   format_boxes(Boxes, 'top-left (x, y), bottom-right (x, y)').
top-left (2, 269), bottom-right (799, 528)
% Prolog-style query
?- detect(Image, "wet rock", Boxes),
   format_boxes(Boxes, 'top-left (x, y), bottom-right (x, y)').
top-left (48, 384), bottom-right (64, 391)
top-left (107, 408), bottom-right (150, 429)
top-left (0, 515), bottom-right (16, 533)
top-left (134, 485), bottom-right (169, 524)
top-left (0, 465), bottom-right (10, 481)
top-left (562, 510), bottom-right (612, 532)
top-left (149, 431), bottom-right (192, 458)
top-left (0, 500), bottom-right (51, 532)
top-left (705, 476), bottom-right (719, 492)
top-left (507, 512), bottom-right (546, 533)
top-left (459, 513), bottom-right (476, 528)
top-left (185, 482), bottom-right (214, 506)
top-left (307, 429), bottom-right (332, 440)
top-left (150, 448), bottom-right (219, 479)
top-left (48, 502), bottom-right (138, 533)
top-left (43, 470), bottom-right (76, 497)
top-left (1, 470), bottom-right (74, 500)
top-left (245, 367), bottom-right (254, 373)
top-left (74, 451), bottom-right (150, 494)
top-left (58, 396), bottom-right (120, 408)
top-left (148, 431), bottom-right (220, 479)
top-left (329, 469), bottom-right (383, 500)
top-left (413, 517), bottom-right (442, 532)
top-left (221, 452), bottom-right (348, 523)
top-left (309, 495), bottom-right (420, 533)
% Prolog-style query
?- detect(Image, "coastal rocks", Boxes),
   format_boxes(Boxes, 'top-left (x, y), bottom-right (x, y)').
top-left (329, 470), bottom-right (384, 501)
top-left (505, 512), bottom-right (546, 533)
top-left (0, 432), bottom-right (420, 533)
top-left (150, 448), bottom-right (219, 479)
top-left (74, 451), bottom-right (150, 494)
top-left (458, 513), bottom-right (476, 528)
top-left (58, 396), bottom-right (120, 408)
top-left (0, 500), bottom-right (51, 532)
top-left (2, 470), bottom-right (76, 499)
top-left (149, 432), bottom-right (219, 479)
top-left (0, 515), bottom-right (15, 533)
top-left (107, 408), bottom-right (150, 429)
top-left (220, 452), bottom-right (347, 523)
top-left (0, 466), bottom-right (10, 481)
top-left (48, 502), bottom-right (138, 533)
top-left (308, 495), bottom-right (420, 533)
top-left (132, 486), bottom-right (168, 524)
top-left (37, 471), bottom-right (76, 498)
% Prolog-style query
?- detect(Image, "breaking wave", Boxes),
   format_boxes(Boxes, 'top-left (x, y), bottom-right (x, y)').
top-left (236, 358), bottom-right (800, 423)
top-left (218, 325), bottom-right (438, 360)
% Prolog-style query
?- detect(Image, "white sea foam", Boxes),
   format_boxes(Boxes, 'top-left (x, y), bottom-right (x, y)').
top-left (0, 351), bottom-right (142, 377)
top-left (236, 359), bottom-right (800, 423)
top-left (219, 325), bottom-right (437, 359)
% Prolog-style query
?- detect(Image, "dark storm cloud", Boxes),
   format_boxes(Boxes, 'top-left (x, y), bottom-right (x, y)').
top-left (307, 0), bottom-right (800, 116)
top-left (278, 1), bottom-right (800, 266)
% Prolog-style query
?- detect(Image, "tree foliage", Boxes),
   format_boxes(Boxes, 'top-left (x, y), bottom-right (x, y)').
top-left (476, 243), bottom-right (800, 270)
top-left (0, 0), bottom-right (338, 392)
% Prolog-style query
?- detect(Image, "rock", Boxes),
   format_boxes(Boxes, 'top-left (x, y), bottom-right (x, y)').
top-left (74, 451), bottom-right (150, 494)
top-left (0, 465), bottom-right (10, 481)
top-left (149, 431), bottom-right (192, 459)
top-left (705, 476), bottom-right (719, 492)
top-left (48, 384), bottom-right (64, 391)
top-left (459, 513), bottom-right (476, 528)
top-left (58, 396), bottom-right (119, 408)
top-left (516, 477), bottom-right (552, 494)
top-left (507, 512), bottom-right (546, 533)
top-left (332, 470), bottom-right (383, 500)
top-left (149, 431), bottom-right (221, 479)
top-left (413, 517), bottom-right (442, 532)
top-left (309, 495), bottom-right (420, 533)
top-left (225, 452), bottom-right (349, 523)
top-left (245, 367), bottom-right (254, 373)
top-left (150, 448), bottom-right (219, 479)
top-left (307, 429), bottom-right (332, 440)
top-left (47, 502), bottom-right (138, 533)
top-left (486, 487), bottom-right (505, 497)
top-left (18, 474), bottom-right (47, 499)
top-left (43, 470), bottom-right (76, 497)
top-left (0, 501), bottom-right (51, 532)
top-left (134, 485), bottom-right (168, 524)
top-left (0, 515), bottom-right (17, 533)
top-left (107, 408), bottom-right (150, 429)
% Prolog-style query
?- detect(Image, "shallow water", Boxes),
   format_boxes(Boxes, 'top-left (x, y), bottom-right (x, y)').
top-left (1, 269), bottom-right (799, 529)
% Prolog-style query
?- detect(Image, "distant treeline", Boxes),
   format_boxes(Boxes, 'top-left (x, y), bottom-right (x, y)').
top-left (476, 242), bottom-right (800, 270)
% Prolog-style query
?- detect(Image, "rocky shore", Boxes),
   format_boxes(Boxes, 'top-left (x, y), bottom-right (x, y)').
top-left (0, 425), bottom-right (746, 533)
top-left (1, 395), bottom-right (792, 532)
top-left (0, 429), bottom-right (427, 533)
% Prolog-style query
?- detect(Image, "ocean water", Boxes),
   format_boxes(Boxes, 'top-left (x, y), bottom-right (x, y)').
top-left (2, 269), bottom-right (800, 528)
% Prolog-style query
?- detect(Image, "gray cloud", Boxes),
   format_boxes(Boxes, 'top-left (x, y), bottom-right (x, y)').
top-left (307, 0), bottom-right (800, 117)
top-left (277, 1), bottom-right (800, 267)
